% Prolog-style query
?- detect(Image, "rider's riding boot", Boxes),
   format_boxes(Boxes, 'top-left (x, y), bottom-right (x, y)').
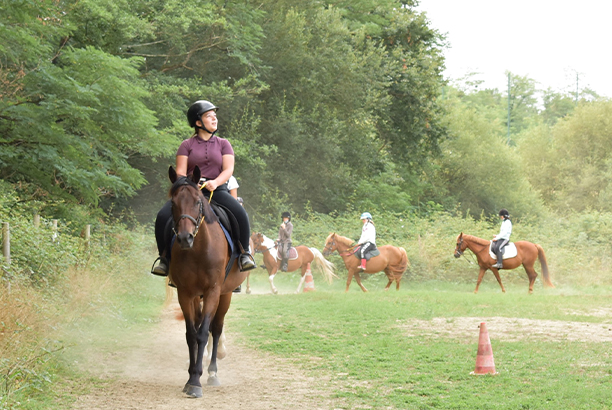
top-left (358, 258), bottom-right (367, 271)
top-left (493, 255), bottom-right (503, 269)
top-left (233, 285), bottom-right (241, 293)
top-left (239, 252), bottom-right (256, 271)
top-left (281, 257), bottom-right (289, 272)
top-left (151, 256), bottom-right (169, 277)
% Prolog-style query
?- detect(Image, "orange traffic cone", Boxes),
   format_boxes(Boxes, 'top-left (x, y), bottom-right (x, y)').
top-left (471, 322), bottom-right (498, 375)
top-left (303, 269), bottom-right (315, 292)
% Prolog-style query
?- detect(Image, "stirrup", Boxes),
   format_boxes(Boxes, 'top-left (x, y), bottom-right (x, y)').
top-left (239, 253), bottom-right (256, 271)
top-left (151, 257), bottom-right (169, 277)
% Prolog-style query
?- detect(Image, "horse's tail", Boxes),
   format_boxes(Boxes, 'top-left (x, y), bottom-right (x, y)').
top-left (388, 246), bottom-right (409, 274)
top-left (536, 244), bottom-right (555, 288)
top-left (309, 247), bottom-right (338, 284)
top-left (398, 247), bottom-right (410, 272)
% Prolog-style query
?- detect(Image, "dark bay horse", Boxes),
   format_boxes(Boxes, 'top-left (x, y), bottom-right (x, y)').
top-left (251, 232), bottom-right (337, 294)
top-left (454, 232), bottom-right (554, 294)
top-left (323, 233), bottom-right (409, 292)
top-left (167, 165), bottom-right (247, 398)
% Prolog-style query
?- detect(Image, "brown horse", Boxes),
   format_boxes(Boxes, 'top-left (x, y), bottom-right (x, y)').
top-left (166, 166), bottom-right (248, 398)
top-left (322, 233), bottom-right (409, 292)
top-left (454, 232), bottom-right (554, 294)
top-left (251, 232), bottom-right (337, 294)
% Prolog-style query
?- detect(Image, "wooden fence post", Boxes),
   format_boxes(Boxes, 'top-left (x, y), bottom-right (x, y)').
top-left (52, 219), bottom-right (58, 242)
top-left (2, 222), bottom-right (9, 265)
top-left (85, 224), bottom-right (91, 249)
top-left (33, 214), bottom-right (40, 228)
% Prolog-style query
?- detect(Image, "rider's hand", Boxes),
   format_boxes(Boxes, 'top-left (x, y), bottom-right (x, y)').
top-left (281, 223), bottom-right (286, 229)
top-left (204, 179), bottom-right (219, 191)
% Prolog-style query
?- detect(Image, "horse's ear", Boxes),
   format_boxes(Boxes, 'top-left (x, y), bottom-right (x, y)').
top-left (460, 232), bottom-right (463, 238)
top-left (169, 166), bottom-right (177, 183)
top-left (192, 166), bottom-right (201, 184)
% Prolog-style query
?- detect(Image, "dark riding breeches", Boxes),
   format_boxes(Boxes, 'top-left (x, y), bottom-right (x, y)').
top-left (491, 238), bottom-right (509, 265)
top-left (360, 242), bottom-right (374, 259)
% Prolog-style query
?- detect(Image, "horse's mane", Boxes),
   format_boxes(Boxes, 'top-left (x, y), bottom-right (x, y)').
top-left (463, 234), bottom-right (490, 246)
top-left (261, 234), bottom-right (275, 249)
top-left (169, 176), bottom-right (218, 225)
top-left (328, 233), bottom-right (354, 246)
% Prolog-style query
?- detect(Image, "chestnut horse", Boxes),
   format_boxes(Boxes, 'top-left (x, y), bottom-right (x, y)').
top-left (251, 232), bottom-right (337, 294)
top-left (322, 233), bottom-right (409, 292)
top-left (454, 232), bottom-right (554, 294)
top-left (166, 166), bottom-right (248, 398)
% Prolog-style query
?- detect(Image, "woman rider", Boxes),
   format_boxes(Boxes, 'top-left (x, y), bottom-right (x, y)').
top-left (357, 212), bottom-right (376, 271)
top-left (491, 208), bottom-right (512, 269)
top-left (152, 100), bottom-right (256, 275)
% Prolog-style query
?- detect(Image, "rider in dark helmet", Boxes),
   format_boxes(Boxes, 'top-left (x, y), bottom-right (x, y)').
top-left (491, 208), bottom-right (512, 269)
top-left (152, 100), bottom-right (256, 276)
top-left (277, 212), bottom-right (293, 272)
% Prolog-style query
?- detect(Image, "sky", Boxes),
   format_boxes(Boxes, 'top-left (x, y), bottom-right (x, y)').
top-left (416, 1), bottom-right (611, 97)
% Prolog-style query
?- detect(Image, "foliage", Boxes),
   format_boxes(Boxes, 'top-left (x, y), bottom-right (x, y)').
top-left (517, 101), bottom-right (612, 212)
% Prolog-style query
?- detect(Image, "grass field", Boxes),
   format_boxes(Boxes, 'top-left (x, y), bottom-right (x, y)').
top-left (228, 272), bottom-right (612, 409)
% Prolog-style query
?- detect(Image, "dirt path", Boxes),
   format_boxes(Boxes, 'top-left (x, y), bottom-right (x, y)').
top-left (70, 299), bottom-right (333, 410)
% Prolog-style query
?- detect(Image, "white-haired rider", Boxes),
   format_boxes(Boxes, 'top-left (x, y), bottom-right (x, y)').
top-left (357, 212), bottom-right (376, 271)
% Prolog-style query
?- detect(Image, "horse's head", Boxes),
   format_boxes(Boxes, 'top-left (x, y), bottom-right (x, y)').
top-left (322, 233), bottom-right (337, 256)
top-left (169, 165), bottom-right (215, 249)
top-left (250, 232), bottom-right (265, 251)
top-left (454, 232), bottom-right (466, 258)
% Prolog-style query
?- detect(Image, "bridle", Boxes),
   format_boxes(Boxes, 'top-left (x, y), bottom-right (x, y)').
top-left (324, 235), bottom-right (357, 257)
top-left (455, 236), bottom-right (477, 265)
top-left (172, 182), bottom-right (206, 239)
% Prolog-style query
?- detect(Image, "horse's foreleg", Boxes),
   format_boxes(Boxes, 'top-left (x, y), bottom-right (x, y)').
top-left (490, 268), bottom-right (506, 293)
top-left (345, 269), bottom-right (355, 292)
top-left (207, 293), bottom-right (231, 386)
top-left (268, 273), bottom-right (278, 294)
top-left (246, 272), bottom-right (252, 294)
top-left (353, 272), bottom-right (368, 292)
top-left (474, 267), bottom-right (487, 293)
top-left (296, 265), bottom-right (308, 293)
top-left (178, 294), bottom-right (209, 398)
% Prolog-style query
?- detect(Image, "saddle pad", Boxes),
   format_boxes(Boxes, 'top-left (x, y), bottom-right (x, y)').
top-left (489, 242), bottom-right (517, 260)
top-left (276, 247), bottom-right (298, 261)
top-left (353, 245), bottom-right (380, 261)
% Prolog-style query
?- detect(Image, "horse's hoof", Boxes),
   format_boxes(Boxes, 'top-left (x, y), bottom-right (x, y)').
top-left (246, 288), bottom-right (252, 294)
top-left (184, 384), bottom-right (203, 398)
top-left (207, 376), bottom-right (221, 386)
top-left (273, 289), bottom-right (278, 295)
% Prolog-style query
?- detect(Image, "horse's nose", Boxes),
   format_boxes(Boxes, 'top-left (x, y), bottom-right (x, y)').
top-left (454, 252), bottom-right (460, 258)
top-left (177, 232), bottom-right (194, 249)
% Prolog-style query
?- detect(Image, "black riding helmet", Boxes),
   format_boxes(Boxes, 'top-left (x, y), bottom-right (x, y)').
top-left (187, 100), bottom-right (218, 134)
top-left (281, 212), bottom-right (291, 221)
top-left (499, 209), bottom-right (510, 218)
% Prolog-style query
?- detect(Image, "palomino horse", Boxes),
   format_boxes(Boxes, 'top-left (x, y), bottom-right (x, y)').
top-left (454, 232), bottom-right (554, 294)
top-left (251, 232), bottom-right (337, 294)
top-left (166, 165), bottom-right (248, 398)
top-left (322, 233), bottom-right (409, 292)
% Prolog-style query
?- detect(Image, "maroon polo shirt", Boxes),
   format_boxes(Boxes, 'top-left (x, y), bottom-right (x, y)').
top-left (176, 135), bottom-right (234, 179)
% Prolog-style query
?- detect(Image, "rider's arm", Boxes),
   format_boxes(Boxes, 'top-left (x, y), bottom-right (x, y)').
top-left (176, 155), bottom-right (188, 177)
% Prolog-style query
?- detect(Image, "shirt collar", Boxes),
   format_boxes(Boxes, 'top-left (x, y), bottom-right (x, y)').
top-left (194, 135), bottom-right (217, 143)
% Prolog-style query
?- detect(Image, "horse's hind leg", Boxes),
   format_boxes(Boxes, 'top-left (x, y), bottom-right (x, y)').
top-left (490, 268), bottom-right (506, 293)
top-left (296, 263), bottom-right (308, 293)
top-left (383, 269), bottom-right (394, 291)
top-left (524, 264), bottom-right (537, 294)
